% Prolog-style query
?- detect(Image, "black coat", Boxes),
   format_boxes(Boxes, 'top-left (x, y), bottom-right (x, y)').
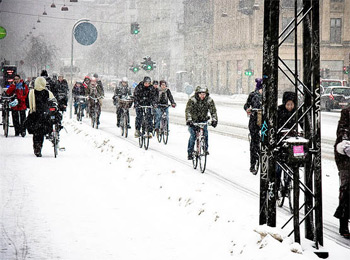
top-left (334, 107), bottom-right (350, 171)
top-left (133, 82), bottom-right (157, 107)
top-left (158, 88), bottom-right (175, 105)
top-left (244, 90), bottom-right (262, 128)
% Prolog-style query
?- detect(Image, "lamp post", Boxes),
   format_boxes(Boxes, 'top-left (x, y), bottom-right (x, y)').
top-left (70, 18), bottom-right (90, 119)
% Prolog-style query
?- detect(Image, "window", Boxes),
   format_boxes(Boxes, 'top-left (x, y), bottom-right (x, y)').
top-left (330, 18), bottom-right (341, 43)
top-left (282, 17), bottom-right (294, 43)
top-left (330, 0), bottom-right (344, 2)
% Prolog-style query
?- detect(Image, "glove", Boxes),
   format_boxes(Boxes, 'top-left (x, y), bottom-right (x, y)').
top-left (336, 140), bottom-right (350, 156)
top-left (171, 103), bottom-right (176, 108)
top-left (186, 120), bottom-right (193, 127)
top-left (344, 143), bottom-right (350, 157)
top-left (211, 120), bottom-right (217, 128)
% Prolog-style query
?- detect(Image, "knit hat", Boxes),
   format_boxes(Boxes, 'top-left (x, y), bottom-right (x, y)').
top-left (282, 91), bottom-right (297, 105)
top-left (255, 78), bottom-right (263, 90)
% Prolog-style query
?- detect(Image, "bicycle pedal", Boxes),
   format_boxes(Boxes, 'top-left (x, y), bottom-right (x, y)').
top-left (59, 147), bottom-right (66, 151)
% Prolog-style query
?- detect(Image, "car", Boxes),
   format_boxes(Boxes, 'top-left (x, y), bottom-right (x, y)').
top-left (320, 79), bottom-right (348, 88)
top-left (320, 86), bottom-right (350, 111)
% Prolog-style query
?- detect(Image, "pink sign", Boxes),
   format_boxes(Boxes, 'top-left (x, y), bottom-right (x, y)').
top-left (293, 145), bottom-right (304, 157)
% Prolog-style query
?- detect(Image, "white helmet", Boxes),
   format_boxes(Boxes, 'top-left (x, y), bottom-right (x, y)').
top-left (122, 77), bottom-right (128, 83)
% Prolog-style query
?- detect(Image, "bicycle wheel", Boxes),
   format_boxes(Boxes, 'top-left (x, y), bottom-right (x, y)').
top-left (277, 181), bottom-right (285, 207)
top-left (163, 120), bottom-right (168, 145)
top-left (144, 131), bottom-right (150, 150)
top-left (91, 111), bottom-right (95, 128)
top-left (123, 114), bottom-right (128, 138)
top-left (77, 105), bottom-right (81, 121)
top-left (53, 128), bottom-right (58, 158)
top-left (139, 135), bottom-right (143, 148)
top-left (192, 151), bottom-right (198, 169)
top-left (3, 109), bottom-right (9, 137)
top-left (157, 122), bottom-right (162, 143)
top-left (199, 138), bottom-right (207, 173)
top-left (120, 116), bottom-right (125, 137)
top-left (287, 182), bottom-right (294, 214)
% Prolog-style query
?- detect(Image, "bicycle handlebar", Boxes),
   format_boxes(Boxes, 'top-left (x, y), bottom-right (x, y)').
top-left (192, 121), bottom-right (210, 127)
top-left (138, 105), bottom-right (153, 109)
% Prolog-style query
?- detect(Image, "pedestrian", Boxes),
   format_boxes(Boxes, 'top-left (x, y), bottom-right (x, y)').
top-left (26, 77), bottom-right (57, 157)
top-left (5, 74), bottom-right (29, 137)
top-left (243, 78), bottom-right (263, 175)
top-left (334, 106), bottom-right (350, 239)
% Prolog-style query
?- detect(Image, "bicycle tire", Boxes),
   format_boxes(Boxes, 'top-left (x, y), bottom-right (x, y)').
top-left (288, 182), bottom-right (294, 214)
top-left (53, 127), bottom-right (58, 158)
top-left (144, 131), bottom-right (150, 150)
top-left (95, 109), bottom-right (99, 129)
top-left (199, 138), bottom-right (207, 173)
top-left (192, 153), bottom-right (198, 169)
top-left (120, 117), bottom-right (125, 137)
top-left (124, 114), bottom-right (128, 138)
top-left (3, 109), bottom-right (9, 137)
top-left (157, 123), bottom-right (162, 143)
top-left (277, 181), bottom-right (285, 207)
top-left (139, 135), bottom-right (143, 148)
top-left (163, 122), bottom-right (168, 145)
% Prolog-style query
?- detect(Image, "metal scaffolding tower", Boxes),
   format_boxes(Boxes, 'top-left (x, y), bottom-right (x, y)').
top-left (259, 0), bottom-right (323, 248)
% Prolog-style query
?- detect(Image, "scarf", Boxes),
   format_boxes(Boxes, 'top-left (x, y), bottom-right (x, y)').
top-left (29, 77), bottom-right (55, 113)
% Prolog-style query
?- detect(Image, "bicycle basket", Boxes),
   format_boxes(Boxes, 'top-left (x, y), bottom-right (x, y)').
top-left (118, 98), bottom-right (134, 109)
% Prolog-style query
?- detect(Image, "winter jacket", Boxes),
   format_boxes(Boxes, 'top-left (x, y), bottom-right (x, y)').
top-left (87, 83), bottom-right (104, 99)
top-left (185, 87), bottom-right (217, 123)
top-left (114, 82), bottom-right (132, 98)
top-left (27, 77), bottom-right (57, 135)
top-left (244, 90), bottom-right (262, 128)
top-left (72, 85), bottom-right (86, 101)
top-left (133, 81), bottom-right (157, 107)
top-left (6, 79), bottom-right (29, 111)
top-left (52, 79), bottom-right (69, 101)
top-left (277, 92), bottom-right (297, 130)
top-left (334, 106), bottom-right (350, 171)
top-left (158, 88), bottom-right (175, 106)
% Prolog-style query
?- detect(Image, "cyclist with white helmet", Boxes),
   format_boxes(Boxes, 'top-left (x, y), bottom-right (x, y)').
top-left (113, 77), bottom-right (132, 128)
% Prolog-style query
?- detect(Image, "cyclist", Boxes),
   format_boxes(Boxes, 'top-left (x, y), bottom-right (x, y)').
top-left (152, 80), bottom-right (159, 128)
top-left (244, 78), bottom-right (263, 174)
top-left (5, 74), bottom-right (29, 137)
top-left (54, 75), bottom-right (69, 112)
top-left (276, 91), bottom-right (298, 191)
top-left (87, 77), bottom-right (104, 126)
top-left (72, 81), bottom-right (86, 115)
top-left (185, 86), bottom-right (218, 160)
top-left (133, 76), bottom-right (157, 138)
top-left (113, 77), bottom-right (132, 128)
top-left (154, 80), bottom-right (176, 135)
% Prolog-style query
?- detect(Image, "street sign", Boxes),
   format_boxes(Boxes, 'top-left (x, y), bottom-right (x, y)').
top-left (0, 26), bottom-right (7, 39)
top-left (185, 84), bottom-right (194, 95)
top-left (74, 22), bottom-right (97, 46)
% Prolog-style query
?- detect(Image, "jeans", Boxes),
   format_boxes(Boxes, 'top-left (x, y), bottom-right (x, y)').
top-left (135, 107), bottom-right (153, 132)
top-left (187, 125), bottom-right (208, 156)
top-left (155, 107), bottom-right (169, 129)
top-left (11, 110), bottom-right (26, 135)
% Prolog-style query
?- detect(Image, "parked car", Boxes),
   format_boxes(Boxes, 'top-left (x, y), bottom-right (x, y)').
top-left (321, 86), bottom-right (350, 111)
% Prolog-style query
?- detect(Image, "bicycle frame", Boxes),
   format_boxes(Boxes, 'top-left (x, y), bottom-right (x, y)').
top-left (192, 121), bottom-right (209, 173)
top-left (138, 105), bottom-right (153, 150)
top-left (89, 96), bottom-right (101, 129)
top-left (0, 95), bottom-right (15, 137)
top-left (118, 97), bottom-right (133, 138)
top-left (157, 104), bottom-right (170, 144)
top-left (75, 95), bottom-right (87, 122)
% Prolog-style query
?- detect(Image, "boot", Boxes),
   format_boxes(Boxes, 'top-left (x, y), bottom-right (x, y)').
top-left (339, 218), bottom-right (350, 239)
top-left (34, 143), bottom-right (42, 157)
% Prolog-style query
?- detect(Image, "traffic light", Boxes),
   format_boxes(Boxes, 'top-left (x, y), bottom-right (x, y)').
top-left (141, 56), bottom-right (156, 71)
top-left (343, 66), bottom-right (349, 74)
top-left (244, 69), bottom-right (254, 76)
top-left (130, 22), bottom-right (140, 35)
top-left (2, 65), bottom-right (17, 88)
top-left (129, 64), bottom-right (140, 73)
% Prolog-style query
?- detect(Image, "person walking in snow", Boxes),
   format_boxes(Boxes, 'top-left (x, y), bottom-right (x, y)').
top-left (334, 106), bottom-right (350, 239)
top-left (185, 86), bottom-right (218, 160)
top-left (26, 77), bottom-right (58, 157)
top-left (244, 78), bottom-right (263, 175)
top-left (5, 74), bottom-right (29, 137)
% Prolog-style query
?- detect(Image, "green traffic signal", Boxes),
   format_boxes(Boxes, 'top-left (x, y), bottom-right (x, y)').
top-left (133, 67), bottom-right (139, 72)
top-left (147, 65), bottom-right (152, 70)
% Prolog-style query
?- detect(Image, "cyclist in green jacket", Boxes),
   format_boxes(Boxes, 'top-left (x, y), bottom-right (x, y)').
top-left (185, 86), bottom-right (218, 160)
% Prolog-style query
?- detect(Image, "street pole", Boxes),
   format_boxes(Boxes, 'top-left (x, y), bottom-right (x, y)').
top-left (70, 18), bottom-right (90, 119)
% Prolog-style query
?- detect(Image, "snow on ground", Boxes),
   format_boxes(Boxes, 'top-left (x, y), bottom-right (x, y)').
top-left (0, 100), bottom-right (349, 259)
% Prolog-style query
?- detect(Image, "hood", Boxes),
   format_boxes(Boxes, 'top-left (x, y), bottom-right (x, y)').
top-left (282, 91), bottom-right (296, 105)
top-left (34, 77), bottom-right (47, 91)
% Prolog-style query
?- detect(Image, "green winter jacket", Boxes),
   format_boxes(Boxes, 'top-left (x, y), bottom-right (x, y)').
top-left (185, 87), bottom-right (218, 123)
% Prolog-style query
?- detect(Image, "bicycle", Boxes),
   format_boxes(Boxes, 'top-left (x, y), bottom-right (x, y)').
top-left (137, 105), bottom-right (153, 150)
top-left (276, 162), bottom-right (294, 214)
top-left (46, 103), bottom-right (62, 158)
top-left (117, 96), bottom-right (133, 138)
top-left (89, 96), bottom-right (102, 129)
top-left (0, 95), bottom-right (16, 137)
top-left (192, 121), bottom-right (210, 173)
top-left (156, 104), bottom-right (170, 144)
top-left (75, 95), bottom-right (87, 122)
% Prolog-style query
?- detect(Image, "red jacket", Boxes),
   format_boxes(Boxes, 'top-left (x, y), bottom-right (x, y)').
top-left (6, 79), bottom-right (29, 111)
